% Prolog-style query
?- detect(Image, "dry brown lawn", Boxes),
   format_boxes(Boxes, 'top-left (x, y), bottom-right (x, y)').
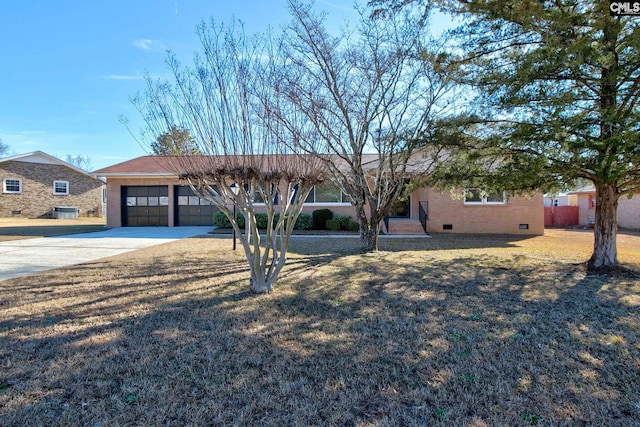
top-left (1, 229), bottom-right (639, 426)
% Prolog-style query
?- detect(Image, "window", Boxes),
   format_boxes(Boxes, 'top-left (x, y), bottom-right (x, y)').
top-left (3, 178), bottom-right (22, 194)
top-left (305, 183), bottom-right (347, 204)
top-left (53, 180), bottom-right (69, 195)
top-left (247, 182), bottom-right (279, 205)
top-left (464, 188), bottom-right (506, 205)
top-left (464, 188), bottom-right (483, 203)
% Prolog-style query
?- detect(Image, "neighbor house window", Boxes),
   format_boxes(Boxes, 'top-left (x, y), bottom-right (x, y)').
top-left (53, 180), bottom-right (69, 195)
top-left (464, 188), bottom-right (506, 205)
top-left (3, 178), bottom-right (22, 194)
top-left (305, 183), bottom-right (347, 204)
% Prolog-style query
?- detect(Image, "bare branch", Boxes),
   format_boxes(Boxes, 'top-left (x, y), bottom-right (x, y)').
top-left (134, 19), bottom-right (325, 293)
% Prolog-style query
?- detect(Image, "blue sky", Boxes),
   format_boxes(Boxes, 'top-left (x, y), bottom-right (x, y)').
top-left (0, 1), bottom-right (449, 171)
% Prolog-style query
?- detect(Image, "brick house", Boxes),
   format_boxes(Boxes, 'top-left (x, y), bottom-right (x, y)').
top-left (0, 151), bottom-right (104, 218)
top-left (94, 156), bottom-right (543, 234)
top-left (568, 186), bottom-right (640, 230)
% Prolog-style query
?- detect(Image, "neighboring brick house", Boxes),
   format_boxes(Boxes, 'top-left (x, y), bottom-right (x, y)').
top-left (0, 151), bottom-right (104, 218)
top-left (619, 196), bottom-right (640, 230)
top-left (94, 155), bottom-right (543, 234)
top-left (569, 186), bottom-right (640, 230)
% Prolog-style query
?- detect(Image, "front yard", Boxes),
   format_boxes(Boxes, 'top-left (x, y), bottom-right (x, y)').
top-left (1, 230), bottom-right (639, 426)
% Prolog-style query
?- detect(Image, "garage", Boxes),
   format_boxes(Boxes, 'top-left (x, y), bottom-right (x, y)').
top-left (175, 186), bottom-right (218, 226)
top-left (121, 186), bottom-right (169, 226)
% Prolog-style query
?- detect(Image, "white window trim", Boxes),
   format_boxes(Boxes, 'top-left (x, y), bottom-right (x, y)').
top-left (3, 178), bottom-right (22, 194)
top-left (463, 188), bottom-right (507, 205)
top-left (306, 184), bottom-right (347, 204)
top-left (53, 180), bottom-right (69, 195)
top-left (249, 183), bottom-right (350, 205)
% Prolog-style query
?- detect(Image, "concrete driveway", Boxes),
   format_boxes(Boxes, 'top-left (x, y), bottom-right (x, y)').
top-left (0, 226), bottom-right (212, 281)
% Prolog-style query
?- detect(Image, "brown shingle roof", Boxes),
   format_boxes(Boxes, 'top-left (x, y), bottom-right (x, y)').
top-left (93, 153), bottom-right (400, 177)
top-left (93, 156), bottom-right (179, 176)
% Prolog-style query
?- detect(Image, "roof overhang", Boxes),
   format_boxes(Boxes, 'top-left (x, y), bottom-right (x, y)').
top-left (1, 150), bottom-right (104, 183)
top-left (95, 172), bottom-right (180, 179)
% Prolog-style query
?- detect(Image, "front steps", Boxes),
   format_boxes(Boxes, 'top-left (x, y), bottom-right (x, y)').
top-left (386, 218), bottom-right (427, 235)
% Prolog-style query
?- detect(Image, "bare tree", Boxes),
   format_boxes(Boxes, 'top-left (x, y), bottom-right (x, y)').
top-left (133, 20), bottom-right (325, 293)
top-left (64, 154), bottom-right (92, 171)
top-left (0, 138), bottom-right (9, 157)
top-left (279, 1), bottom-right (455, 251)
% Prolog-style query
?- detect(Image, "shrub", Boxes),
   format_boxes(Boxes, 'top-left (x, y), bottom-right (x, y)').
top-left (277, 213), bottom-right (312, 230)
top-left (326, 219), bottom-right (341, 231)
top-left (312, 209), bottom-right (333, 230)
top-left (213, 211), bottom-right (231, 228)
top-left (294, 213), bottom-right (312, 230)
top-left (215, 211), bottom-right (309, 230)
top-left (235, 212), bottom-right (245, 228)
top-left (347, 220), bottom-right (360, 231)
top-left (213, 211), bottom-right (245, 228)
top-left (334, 214), bottom-right (352, 230)
top-left (255, 213), bottom-right (269, 229)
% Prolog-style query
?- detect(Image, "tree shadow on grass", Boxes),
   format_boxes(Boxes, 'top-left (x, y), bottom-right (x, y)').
top-left (204, 231), bottom-right (539, 256)
top-left (1, 247), bottom-right (638, 426)
top-left (284, 233), bottom-right (539, 257)
top-left (280, 252), bottom-right (640, 424)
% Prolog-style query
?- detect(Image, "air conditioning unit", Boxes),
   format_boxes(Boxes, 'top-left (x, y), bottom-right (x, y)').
top-left (53, 206), bottom-right (79, 219)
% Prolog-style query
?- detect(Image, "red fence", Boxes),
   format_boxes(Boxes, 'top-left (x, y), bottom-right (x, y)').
top-left (544, 206), bottom-right (579, 227)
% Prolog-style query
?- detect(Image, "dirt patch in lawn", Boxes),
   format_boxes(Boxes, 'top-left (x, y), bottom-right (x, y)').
top-left (0, 231), bottom-right (638, 426)
top-left (0, 218), bottom-right (107, 242)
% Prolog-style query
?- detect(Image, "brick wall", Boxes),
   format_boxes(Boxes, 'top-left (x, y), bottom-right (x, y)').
top-left (573, 192), bottom-right (639, 230)
top-left (576, 194), bottom-right (595, 226)
top-left (300, 204), bottom-right (356, 218)
top-left (618, 195), bottom-right (640, 230)
top-left (414, 188), bottom-right (544, 235)
top-left (0, 161), bottom-right (103, 218)
top-left (105, 177), bottom-right (544, 234)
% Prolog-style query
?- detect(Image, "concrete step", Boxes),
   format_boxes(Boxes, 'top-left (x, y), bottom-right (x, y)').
top-left (387, 219), bottom-right (426, 235)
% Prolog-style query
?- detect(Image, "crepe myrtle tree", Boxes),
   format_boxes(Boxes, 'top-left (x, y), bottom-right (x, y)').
top-left (132, 20), bottom-right (325, 293)
top-left (278, 1), bottom-right (456, 252)
top-left (176, 155), bottom-right (324, 294)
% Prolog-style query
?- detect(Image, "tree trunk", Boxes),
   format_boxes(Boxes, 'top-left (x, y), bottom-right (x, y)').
top-left (587, 182), bottom-right (619, 271)
top-left (356, 204), bottom-right (379, 252)
top-left (361, 222), bottom-right (380, 252)
top-left (250, 274), bottom-right (273, 294)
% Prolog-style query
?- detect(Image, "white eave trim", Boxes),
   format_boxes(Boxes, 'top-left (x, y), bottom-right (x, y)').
top-left (1, 150), bottom-right (103, 181)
